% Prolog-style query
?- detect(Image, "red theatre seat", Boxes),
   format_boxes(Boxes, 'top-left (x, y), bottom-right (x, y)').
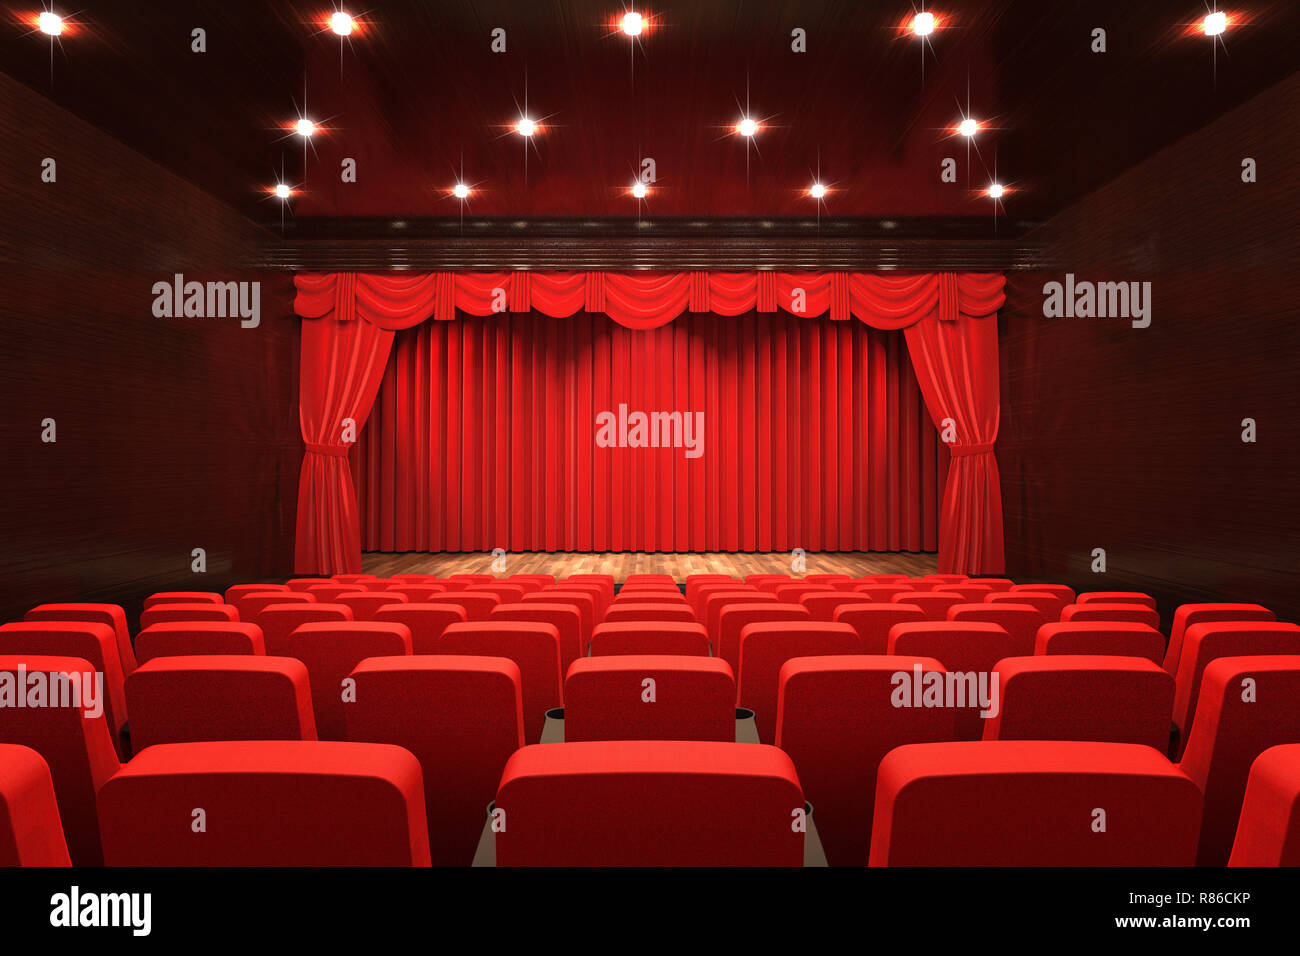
top-left (716, 603), bottom-right (812, 670)
top-left (330, 574), bottom-right (378, 585)
top-left (437, 622), bottom-right (562, 745)
top-left (1076, 591), bottom-right (1157, 609)
top-left (449, 574), bottom-right (495, 585)
top-left (435, 592), bottom-right (502, 623)
top-left (1060, 603), bottom-right (1160, 630)
top-left (1178, 656), bottom-right (1300, 866)
top-left (142, 591), bottom-right (223, 608)
top-left (983, 656), bottom-right (1174, 751)
top-left (800, 592), bottom-right (872, 623)
top-left (490, 603), bottom-right (583, 672)
top-left (587, 622), bottom-right (711, 657)
top-left (235, 591), bottom-right (315, 620)
top-left (623, 574), bottom-right (676, 585)
top-left (1034, 622), bottom-right (1165, 665)
top-left (563, 656), bottom-right (735, 742)
top-left (334, 591), bottom-right (408, 622)
top-left (307, 583), bottom-right (357, 603)
top-left (286, 578), bottom-right (332, 592)
top-left (494, 741), bottom-right (804, 866)
top-left (832, 604), bottom-right (926, 654)
top-left (920, 574), bottom-right (968, 586)
top-left (549, 582), bottom-right (610, 617)
top-left (525, 591), bottom-right (596, 643)
top-left (947, 603), bottom-right (1046, 657)
top-left (737, 622), bottom-right (864, 743)
top-left (1164, 603), bottom-right (1276, 675)
top-left (890, 592), bottom-right (965, 620)
top-left (1228, 744), bottom-right (1300, 867)
top-left (225, 583), bottom-right (290, 604)
top-left (1010, 583), bottom-right (1077, 605)
top-left (776, 656), bottom-right (953, 867)
top-left (887, 622), bottom-right (1016, 740)
top-left (25, 603), bottom-right (136, 677)
top-left (382, 585), bottom-right (446, 604)
top-left (987, 590), bottom-right (1066, 619)
top-left (934, 584), bottom-right (996, 602)
top-left (773, 584), bottom-right (836, 604)
top-left (372, 604), bottom-right (468, 653)
top-left (345, 656), bottom-right (525, 867)
top-left (125, 656), bottom-right (318, 750)
top-left (255, 604), bottom-right (353, 648)
top-left (97, 741), bottom-right (431, 866)
top-left (0, 744), bottom-right (71, 866)
top-left (0, 656), bottom-right (119, 866)
top-left (469, 583), bottom-right (528, 604)
top-left (869, 741), bottom-right (1202, 866)
top-left (139, 603), bottom-right (239, 629)
top-left (134, 622), bottom-right (265, 665)
top-left (603, 602), bottom-right (696, 625)
top-left (968, 578), bottom-right (1015, 591)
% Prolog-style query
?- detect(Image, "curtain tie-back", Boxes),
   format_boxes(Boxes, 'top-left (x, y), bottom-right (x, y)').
top-left (305, 441), bottom-right (351, 457)
top-left (947, 441), bottom-right (995, 458)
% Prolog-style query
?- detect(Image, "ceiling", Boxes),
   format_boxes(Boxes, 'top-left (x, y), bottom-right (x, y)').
top-left (3, 0), bottom-right (1297, 238)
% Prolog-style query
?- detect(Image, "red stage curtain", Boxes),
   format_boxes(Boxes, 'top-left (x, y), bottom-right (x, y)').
top-left (903, 311), bottom-right (1004, 574)
top-left (352, 312), bottom-right (944, 554)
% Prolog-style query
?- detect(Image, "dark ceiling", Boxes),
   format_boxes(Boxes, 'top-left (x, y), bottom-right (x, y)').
top-left (2, 0), bottom-right (1297, 238)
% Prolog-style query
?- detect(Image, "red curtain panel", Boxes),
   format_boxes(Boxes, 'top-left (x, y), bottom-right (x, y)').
top-left (352, 311), bottom-right (945, 554)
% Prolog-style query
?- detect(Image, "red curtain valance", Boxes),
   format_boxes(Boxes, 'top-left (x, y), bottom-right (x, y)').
top-left (294, 270), bottom-right (1006, 330)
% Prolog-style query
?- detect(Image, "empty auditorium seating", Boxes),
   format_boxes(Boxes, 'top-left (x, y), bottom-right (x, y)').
top-left (1076, 591), bottom-right (1157, 608)
top-left (1060, 603), bottom-right (1160, 629)
top-left (716, 603), bottom-right (812, 670)
top-left (887, 622), bottom-right (1017, 740)
top-left (235, 590), bottom-right (315, 620)
top-left (890, 591), bottom-right (966, 620)
top-left (690, 583), bottom-right (758, 619)
top-left (832, 603), bottom-right (926, 654)
top-left (142, 591), bottom-right (223, 608)
top-left (987, 590), bottom-right (1066, 618)
top-left (25, 603), bottom-right (136, 677)
top-left (623, 574), bottom-right (676, 585)
top-left (933, 584), bottom-right (995, 602)
top-left (255, 603), bottom-right (353, 647)
top-left (493, 741), bottom-right (805, 866)
top-left (468, 583), bottom-right (528, 603)
top-left (125, 656), bottom-right (317, 750)
top-left (286, 578), bottom-right (332, 591)
top-left (860, 574), bottom-right (909, 584)
top-left (1164, 603), bottom-right (1277, 674)
top-left (382, 585), bottom-right (446, 604)
top-left (1010, 583), bottom-right (1077, 605)
top-left (306, 583), bottom-right (357, 602)
top-left (736, 622), bottom-right (864, 743)
top-left (523, 591), bottom-right (596, 643)
top-left (564, 656), bottom-right (735, 742)
top-left (344, 656), bottom-right (524, 866)
top-left (97, 741), bottom-right (431, 865)
top-left (139, 602), bottom-right (239, 629)
top-left (1228, 745), bottom-right (1300, 866)
top-left (372, 603), bottom-right (468, 653)
top-left (548, 582), bottom-right (610, 617)
top-left (449, 574), bottom-right (495, 585)
top-left (390, 574), bottom-right (440, 585)
top-left (588, 621), bottom-right (711, 657)
top-left (134, 621), bottom-right (266, 664)
top-left (0, 744), bottom-right (71, 866)
top-left (799, 592), bottom-right (871, 622)
top-left (869, 741), bottom-right (1202, 866)
top-left (983, 656), bottom-right (1174, 750)
top-left (947, 603), bottom-right (1046, 656)
top-left (968, 578), bottom-right (1015, 591)
top-left (331, 573), bottom-right (378, 585)
top-left (225, 583), bottom-right (290, 604)
top-left (773, 583), bottom-right (836, 604)
top-left (437, 621), bottom-right (562, 744)
top-left (603, 602), bottom-right (697, 626)
top-left (775, 655), bottom-right (953, 866)
top-left (1033, 621), bottom-right (1165, 664)
top-left (328, 590), bottom-right (405, 621)
top-left (490, 603), bottom-right (583, 671)
top-left (920, 574), bottom-right (968, 586)
top-left (1178, 656), bottom-right (1300, 865)
top-left (0, 656), bottom-right (119, 865)
top-left (433, 592), bottom-right (502, 622)
top-left (267, 621), bottom-right (412, 740)
top-left (510, 574), bottom-right (556, 589)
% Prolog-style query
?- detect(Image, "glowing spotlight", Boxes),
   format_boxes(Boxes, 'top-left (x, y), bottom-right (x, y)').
top-left (623, 12), bottom-right (643, 36)
top-left (1203, 12), bottom-right (1227, 36)
top-left (912, 11), bottom-right (935, 36)
top-left (809, 183), bottom-right (827, 199)
top-left (632, 181), bottom-right (648, 198)
top-left (39, 11), bottom-right (63, 36)
top-left (274, 183), bottom-right (292, 199)
top-left (959, 118), bottom-right (978, 137)
top-left (987, 183), bottom-right (1004, 199)
top-left (295, 118), bottom-right (316, 137)
top-left (517, 118), bottom-right (537, 137)
top-left (737, 118), bottom-right (758, 137)
top-left (331, 11), bottom-right (354, 36)
top-left (453, 183), bottom-right (470, 199)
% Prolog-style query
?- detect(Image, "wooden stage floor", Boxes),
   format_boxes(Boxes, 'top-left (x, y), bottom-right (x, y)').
top-left (363, 552), bottom-right (938, 583)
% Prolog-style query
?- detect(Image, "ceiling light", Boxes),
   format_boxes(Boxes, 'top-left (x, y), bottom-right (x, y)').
top-left (809, 183), bottom-right (827, 199)
top-left (295, 118), bottom-right (315, 137)
top-left (987, 183), bottom-right (1004, 199)
top-left (737, 118), bottom-right (758, 137)
top-left (912, 11), bottom-right (935, 36)
top-left (959, 118), bottom-right (977, 137)
top-left (622, 12), bottom-right (643, 36)
top-left (39, 12), bottom-right (63, 36)
top-left (331, 11), bottom-right (354, 36)
top-left (274, 183), bottom-right (291, 199)
top-left (453, 183), bottom-right (470, 199)
top-left (632, 181), bottom-right (647, 198)
top-left (1203, 12), bottom-right (1227, 36)
top-left (517, 118), bottom-right (536, 136)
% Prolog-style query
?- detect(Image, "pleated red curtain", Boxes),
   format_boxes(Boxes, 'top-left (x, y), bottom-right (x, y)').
top-left (351, 311), bottom-right (945, 554)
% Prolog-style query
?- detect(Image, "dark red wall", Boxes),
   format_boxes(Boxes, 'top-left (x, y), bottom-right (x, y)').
top-left (998, 72), bottom-right (1300, 626)
top-left (0, 72), bottom-right (300, 627)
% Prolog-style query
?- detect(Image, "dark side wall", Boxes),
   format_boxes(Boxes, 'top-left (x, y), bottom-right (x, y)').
top-left (0, 71), bottom-right (300, 628)
top-left (998, 71), bottom-right (1300, 626)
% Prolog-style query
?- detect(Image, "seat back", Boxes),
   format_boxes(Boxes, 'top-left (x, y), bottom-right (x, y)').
top-left (1060, 603), bottom-right (1160, 629)
top-left (371, 603), bottom-right (468, 653)
top-left (25, 604), bottom-right (135, 676)
top-left (716, 604), bottom-right (812, 670)
top-left (139, 603), bottom-right (240, 629)
top-left (947, 603), bottom-right (1046, 656)
top-left (427, 592), bottom-right (501, 622)
top-left (0, 744), bottom-right (71, 866)
top-left (886, 622), bottom-right (1016, 740)
top-left (134, 621), bottom-right (265, 665)
top-left (701, 591), bottom-right (777, 640)
top-left (494, 741), bottom-right (804, 866)
top-left (436, 622), bottom-right (562, 744)
top-left (737, 622), bottom-right (864, 743)
top-left (142, 591), bottom-right (223, 608)
top-left (334, 591), bottom-right (407, 622)
top-left (256, 604), bottom-right (353, 648)
top-left (890, 592), bottom-right (966, 620)
top-left (97, 741), bottom-right (430, 865)
top-left (524, 591), bottom-right (596, 644)
top-left (851, 584), bottom-right (911, 603)
top-left (987, 591), bottom-right (1065, 618)
top-left (603, 603), bottom-right (697, 626)
top-left (832, 604), bottom-right (926, 654)
top-left (1034, 622), bottom-right (1165, 664)
top-left (799, 592), bottom-right (872, 622)
top-left (306, 583), bottom-right (357, 603)
top-left (1228, 744), bottom-right (1300, 866)
top-left (235, 591), bottom-right (315, 620)
top-left (489, 604), bottom-right (583, 672)
top-left (224, 583), bottom-right (289, 604)
top-left (587, 622), bottom-right (711, 657)
top-left (1076, 591), bottom-right (1156, 608)
top-left (1164, 603), bottom-right (1276, 674)
top-left (564, 656), bottom-right (735, 742)
top-left (468, 583), bottom-right (528, 604)
top-left (1009, 583), bottom-right (1076, 604)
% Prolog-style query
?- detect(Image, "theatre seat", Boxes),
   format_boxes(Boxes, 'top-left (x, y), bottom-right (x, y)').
top-left (773, 583), bottom-right (836, 604)
top-left (331, 574), bottom-right (378, 586)
top-left (524, 591), bottom-right (596, 644)
top-left (890, 592), bottom-right (965, 620)
top-left (588, 622), bottom-right (711, 657)
top-left (437, 622), bottom-right (562, 744)
top-left (604, 603), bottom-right (697, 628)
top-left (800, 592), bottom-right (872, 622)
top-left (510, 573), bottom-right (557, 588)
top-left (624, 574), bottom-right (676, 585)
top-left (139, 603), bottom-right (239, 629)
top-left (692, 585), bottom-right (760, 621)
top-left (255, 603), bottom-right (354, 648)
top-left (25, 603), bottom-right (136, 677)
top-left (0, 656), bottom-right (119, 865)
top-left (125, 656), bottom-right (317, 750)
top-left (832, 604), bottom-right (926, 654)
top-left (306, 583), bottom-right (357, 603)
top-left (1228, 745), bottom-right (1300, 866)
top-left (0, 744), bottom-right (71, 866)
top-left (564, 656), bottom-right (735, 742)
top-left (334, 590), bottom-right (408, 622)
top-left (746, 574), bottom-right (790, 589)
top-left (612, 588), bottom-right (688, 603)
top-left (493, 741), bottom-right (804, 866)
top-left (286, 578), bottom-right (332, 592)
top-left (1170, 622), bottom-right (1300, 753)
top-left (135, 622), bottom-right (266, 664)
top-left (1163, 603), bottom-right (1276, 675)
top-left (1060, 603), bottom-right (1160, 629)
top-left (97, 741), bottom-right (431, 866)
top-left (968, 578), bottom-right (1015, 591)
top-left (775, 656), bottom-right (953, 866)
top-left (1033, 622), bottom-right (1165, 665)
top-left (142, 591), bottom-right (223, 608)
top-left (469, 583), bottom-right (528, 604)
top-left (267, 622), bottom-right (412, 740)
top-left (886, 622), bottom-right (1017, 740)
top-left (435, 592), bottom-right (503, 622)
top-left (716, 603), bottom-right (812, 670)
top-left (987, 591), bottom-right (1066, 619)
top-left (933, 584), bottom-right (995, 602)
top-left (345, 656), bottom-right (525, 866)
top-left (548, 582), bottom-right (610, 617)
top-left (869, 741), bottom-right (1201, 866)
top-left (1076, 591), bottom-right (1157, 609)
top-left (852, 584), bottom-right (911, 603)
top-left (983, 656), bottom-right (1174, 751)
top-left (1178, 656), bottom-right (1300, 865)
top-left (449, 574), bottom-right (495, 585)
top-left (224, 583), bottom-right (289, 605)
top-left (947, 603), bottom-right (1046, 656)
top-left (737, 622), bottom-right (864, 743)
top-left (381, 585), bottom-right (446, 604)
top-left (0, 623), bottom-right (128, 759)
top-left (1009, 583), bottom-right (1076, 605)
top-left (860, 574), bottom-right (910, 584)
top-left (919, 574), bottom-right (968, 586)
top-left (372, 603), bottom-right (468, 653)
top-left (235, 591), bottom-right (315, 620)
top-left (490, 603), bottom-right (583, 671)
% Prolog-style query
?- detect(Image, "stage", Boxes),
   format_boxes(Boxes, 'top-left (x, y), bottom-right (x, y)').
top-left (362, 551), bottom-right (939, 583)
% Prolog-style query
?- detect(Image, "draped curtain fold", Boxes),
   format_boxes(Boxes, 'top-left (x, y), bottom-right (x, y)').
top-left (292, 270), bottom-right (1006, 575)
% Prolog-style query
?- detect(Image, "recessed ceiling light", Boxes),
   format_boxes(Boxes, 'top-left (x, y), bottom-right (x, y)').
top-left (453, 183), bottom-right (470, 199)
top-left (809, 183), bottom-right (827, 199)
top-left (632, 181), bottom-right (647, 198)
top-left (623, 12), bottom-right (643, 36)
top-left (39, 12), bottom-right (63, 36)
top-left (912, 11), bottom-right (935, 36)
top-left (274, 183), bottom-right (291, 199)
top-left (959, 118), bottom-right (977, 137)
top-left (737, 118), bottom-right (758, 137)
top-left (1203, 12), bottom-right (1227, 36)
top-left (988, 183), bottom-right (1004, 199)
top-left (295, 118), bottom-right (315, 137)
top-left (517, 118), bottom-right (537, 136)
top-left (331, 12), bottom-right (354, 36)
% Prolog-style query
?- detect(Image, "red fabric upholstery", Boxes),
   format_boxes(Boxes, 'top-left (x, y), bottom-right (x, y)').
top-left (887, 621), bottom-right (1017, 740)
top-left (1164, 603), bottom-right (1276, 674)
top-left (564, 656), bottom-right (735, 742)
top-left (139, 603), bottom-right (239, 628)
top-left (1060, 603), bottom-right (1160, 629)
top-left (489, 603), bottom-right (583, 672)
top-left (334, 591), bottom-right (407, 622)
top-left (372, 603), bottom-right (468, 653)
top-left (1033, 621), bottom-right (1165, 664)
top-left (716, 603), bottom-right (812, 670)
top-left (1076, 591), bottom-right (1155, 608)
top-left (142, 591), bottom-right (223, 608)
top-left (1228, 744), bottom-right (1300, 867)
top-left (832, 604), bottom-right (926, 654)
top-left (889, 591), bottom-right (966, 620)
top-left (255, 604), bottom-right (353, 648)
top-left (436, 622), bottom-right (562, 744)
top-left (25, 604), bottom-right (135, 677)
top-left (588, 622), bottom-right (711, 657)
top-left (0, 744), bottom-right (71, 866)
top-left (947, 603), bottom-right (1047, 656)
top-left (737, 622), bottom-right (864, 743)
top-left (135, 622), bottom-right (266, 664)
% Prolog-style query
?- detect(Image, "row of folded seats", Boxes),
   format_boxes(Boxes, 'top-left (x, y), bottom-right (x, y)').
top-left (1, 571), bottom-right (1297, 865)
